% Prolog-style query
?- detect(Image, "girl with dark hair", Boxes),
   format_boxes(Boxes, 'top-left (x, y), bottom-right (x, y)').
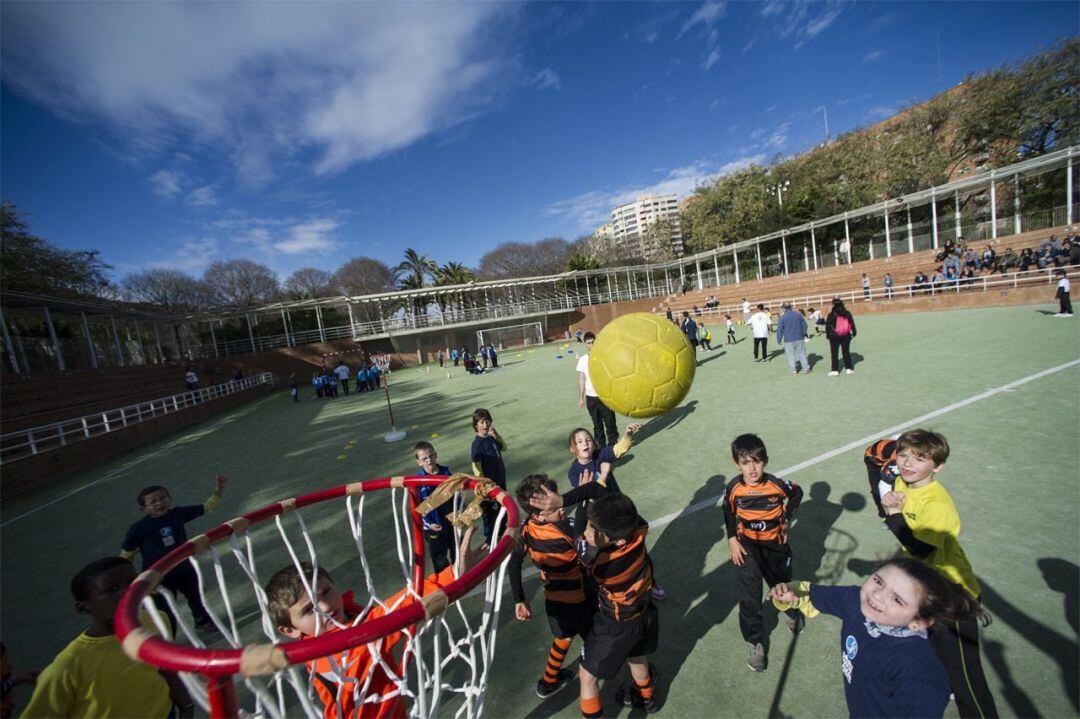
top-left (768, 556), bottom-right (987, 719)
top-left (825, 298), bottom-right (857, 376)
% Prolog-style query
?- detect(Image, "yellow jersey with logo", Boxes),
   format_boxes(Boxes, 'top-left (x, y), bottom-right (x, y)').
top-left (893, 478), bottom-right (980, 598)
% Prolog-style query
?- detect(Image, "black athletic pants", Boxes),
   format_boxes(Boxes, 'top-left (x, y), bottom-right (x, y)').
top-left (753, 337), bottom-right (768, 360)
top-left (735, 541), bottom-right (799, 644)
top-left (1060, 292), bottom-right (1073, 315)
top-left (928, 614), bottom-right (999, 719)
top-left (340, 379), bottom-right (349, 394)
top-left (585, 395), bottom-right (618, 447)
top-left (829, 337), bottom-right (853, 371)
top-left (425, 526), bottom-right (457, 573)
top-left (153, 564), bottom-right (212, 630)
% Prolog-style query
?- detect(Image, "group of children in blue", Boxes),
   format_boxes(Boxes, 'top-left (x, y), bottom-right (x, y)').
top-left (310, 360), bottom-right (382, 399)
top-left (438, 344), bottom-right (499, 375)
top-left (13, 395), bottom-right (1000, 718)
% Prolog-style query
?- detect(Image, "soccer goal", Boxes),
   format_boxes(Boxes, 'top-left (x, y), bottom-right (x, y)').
top-left (476, 322), bottom-right (544, 351)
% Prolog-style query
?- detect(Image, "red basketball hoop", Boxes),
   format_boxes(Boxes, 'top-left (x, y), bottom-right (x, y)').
top-left (116, 475), bottom-right (518, 718)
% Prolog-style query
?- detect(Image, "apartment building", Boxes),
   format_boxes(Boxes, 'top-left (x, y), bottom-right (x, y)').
top-left (597, 194), bottom-right (684, 262)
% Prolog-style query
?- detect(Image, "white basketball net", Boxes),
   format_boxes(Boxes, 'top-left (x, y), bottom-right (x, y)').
top-left (370, 353), bottom-right (391, 374)
top-left (141, 485), bottom-right (510, 719)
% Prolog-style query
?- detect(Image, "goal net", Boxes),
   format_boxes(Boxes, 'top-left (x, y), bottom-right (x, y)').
top-left (475, 322), bottom-right (544, 351)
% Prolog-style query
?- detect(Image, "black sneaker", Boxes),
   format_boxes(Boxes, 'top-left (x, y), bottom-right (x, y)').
top-left (536, 669), bottom-right (573, 699)
top-left (194, 617), bottom-right (215, 632)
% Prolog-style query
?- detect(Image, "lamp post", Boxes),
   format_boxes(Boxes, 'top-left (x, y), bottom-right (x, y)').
top-left (767, 180), bottom-right (791, 275)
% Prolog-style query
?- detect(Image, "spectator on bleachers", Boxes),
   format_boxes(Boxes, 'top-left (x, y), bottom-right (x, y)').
top-left (1000, 248), bottom-right (1019, 273)
top-left (962, 247), bottom-right (980, 272)
top-left (883, 273), bottom-right (894, 300)
top-left (1019, 248), bottom-right (1036, 272)
top-left (981, 245), bottom-right (996, 271)
top-left (705, 295), bottom-right (719, 310)
top-left (960, 266), bottom-right (976, 288)
top-left (1069, 237), bottom-right (1080, 266)
top-left (945, 263), bottom-right (959, 288)
top-left (861, 273), bottom-right (871, 301)
top-left (931, 266), bottom-right (947, 292)
top-left (184, 367), bottom-right (199, 392)
top-left (911, 271), bottom-right (929, 296)
top-left (1037, 239), bottom-right (1053, 269)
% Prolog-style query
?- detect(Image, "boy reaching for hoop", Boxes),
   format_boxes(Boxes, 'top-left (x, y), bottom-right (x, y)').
top-left (119, 475), bottom-right (227, 631)
top-left (510, 474), bottom-right (597, 699)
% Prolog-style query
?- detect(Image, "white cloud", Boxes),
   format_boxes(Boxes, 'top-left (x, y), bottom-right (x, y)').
top-left (862, 50), bottom-right (884, 63)
top-left (532, 68), bottom-right (562, 92)
top-left (148, 169), bottom-right (184, 200)
top-left (158, 237), bottom-right (218, 272)
top-left (759, 1), bottom-right (785, 18)
top-left (679, 1), bottom-right (728, 38)
top-left (703, 48), bottom-right (723, 71)
top-left (773, 0), bottom-right (847, 49)
top-left (274, 219), bottom-right (340, 254)
top-left (3, 3), bottom-right (514, 183)
top-left (544, 156), bottom-right (764, 230)
top-left (187, 185), bottom-right (218, 207)
top-left (677, 2), bottom-right (727, 71)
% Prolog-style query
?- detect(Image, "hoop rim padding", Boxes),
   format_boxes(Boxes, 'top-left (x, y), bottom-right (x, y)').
top-left (116, 475), bottom-right (519, 677)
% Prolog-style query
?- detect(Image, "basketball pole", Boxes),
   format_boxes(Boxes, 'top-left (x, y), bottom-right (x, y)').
top-left (380, 333), bottom-right (407, 443)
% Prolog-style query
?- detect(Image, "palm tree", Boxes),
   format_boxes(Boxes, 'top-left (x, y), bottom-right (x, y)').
top-left (435, 261), bottom-right (476, 320)
top-left (392, 249), bottom-right (438, 320)
top-left (393, 249), bottom-right (438, 288)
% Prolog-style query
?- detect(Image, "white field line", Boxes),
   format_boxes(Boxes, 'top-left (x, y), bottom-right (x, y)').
top-left (499, 357), bottom-right (1080, 593)
top-left (1, 394), bottom-right (280, 528)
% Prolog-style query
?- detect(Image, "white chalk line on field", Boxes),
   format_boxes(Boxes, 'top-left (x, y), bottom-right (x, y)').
top-left (492, 357), bottom-right (1080, 595)
top-left (1, 394), bottom-right (280, 528)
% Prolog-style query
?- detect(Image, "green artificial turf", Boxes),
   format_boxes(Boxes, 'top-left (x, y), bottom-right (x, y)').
top-left (2, 304), bottom-right (1077, 718)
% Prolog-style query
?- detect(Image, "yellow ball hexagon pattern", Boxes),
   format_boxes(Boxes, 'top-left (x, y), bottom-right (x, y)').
top-left (589, 313), bottom-right (696, 418)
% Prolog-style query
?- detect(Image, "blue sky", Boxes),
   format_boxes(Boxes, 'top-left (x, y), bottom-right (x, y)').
top-left (1, 1), bottom-right (1075, 283)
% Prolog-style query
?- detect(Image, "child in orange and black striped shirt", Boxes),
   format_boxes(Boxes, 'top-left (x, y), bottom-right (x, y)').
top-left (723, 433), bottom-right (803, 673)
top-left (509, 474), bottom-right (596, 701)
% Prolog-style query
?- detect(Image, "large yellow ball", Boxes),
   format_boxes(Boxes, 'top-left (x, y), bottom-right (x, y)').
top-left (589, 313), bottom-right (696, 418)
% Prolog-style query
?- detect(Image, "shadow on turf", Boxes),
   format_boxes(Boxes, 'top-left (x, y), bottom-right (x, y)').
top-left (646, 472), bottom-right (737, 712)
top-left (633, 401), bottom-right (698, 444)
top-left (980, 568), bottom-right (1079, 714)
top-left (696, 350), bottom-right (726, 366)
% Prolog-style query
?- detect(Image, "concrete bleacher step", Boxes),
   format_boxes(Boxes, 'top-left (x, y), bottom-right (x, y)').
top-left (656, 226), bottom-right (1066, 315)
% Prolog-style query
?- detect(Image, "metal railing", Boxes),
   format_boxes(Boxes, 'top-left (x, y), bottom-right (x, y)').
top-left (672, 266), bottom-right (1077, 319)
top-left (0, 372), bottom-right (275, 464)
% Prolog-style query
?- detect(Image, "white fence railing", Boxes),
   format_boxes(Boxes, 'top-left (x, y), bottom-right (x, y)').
top-left (0, 372), bottom-right (275, 464)
top-left (676, 266), bottom-right (1077, 320)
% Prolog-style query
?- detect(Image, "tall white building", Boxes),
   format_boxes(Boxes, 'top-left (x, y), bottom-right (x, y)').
top-left (608, 194), bottom-right (684, 262)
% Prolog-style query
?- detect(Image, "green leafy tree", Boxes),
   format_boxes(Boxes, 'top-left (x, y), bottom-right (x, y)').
top-left (1, 203), bottom-right (112, 297)
top-left (566, 252), bottom-right (599, 271)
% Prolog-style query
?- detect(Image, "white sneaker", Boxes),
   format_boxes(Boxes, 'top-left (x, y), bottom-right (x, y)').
top-left (828, 371), bottom-right (839, 376)
top-left (845, 369), bottom-right (854, 375)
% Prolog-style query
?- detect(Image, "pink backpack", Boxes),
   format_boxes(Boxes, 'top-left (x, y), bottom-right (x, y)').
top-left (834, 314), bottom-right (852, 337)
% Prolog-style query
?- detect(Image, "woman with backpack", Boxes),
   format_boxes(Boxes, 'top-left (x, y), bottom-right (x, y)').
top-left (826, 298), bottom-right (857, 376)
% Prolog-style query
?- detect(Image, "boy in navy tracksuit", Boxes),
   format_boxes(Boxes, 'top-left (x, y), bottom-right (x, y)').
top-left (412, 441), bottom-right (458, 572)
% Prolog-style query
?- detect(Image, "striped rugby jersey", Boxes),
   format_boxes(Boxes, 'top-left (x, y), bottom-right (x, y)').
top-left (586, 519), bottom-right (654, 622)
top-left (509, 517), bottom-right (589, 605)
top-left (723, 473), bottom-right (802, 544)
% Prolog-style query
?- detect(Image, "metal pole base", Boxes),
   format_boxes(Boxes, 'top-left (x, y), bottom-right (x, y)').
top-left (384, 428), bottom-right (408, 443)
